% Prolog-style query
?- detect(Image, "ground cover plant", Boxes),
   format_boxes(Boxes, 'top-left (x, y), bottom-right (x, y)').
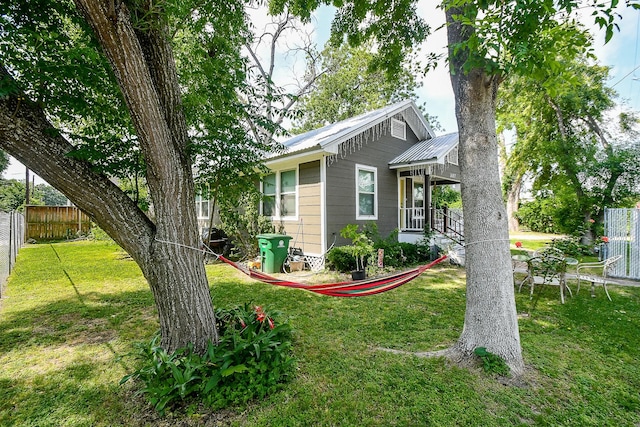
top-left (1, 240), bottom-right (640, 426)
top-left (121, 304), bottom-right (294, 414)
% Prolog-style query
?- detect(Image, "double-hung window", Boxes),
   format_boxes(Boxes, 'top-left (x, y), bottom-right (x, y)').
top-left (356, 164), bottom-right (377, 220)
top-left (262, 174), bottom-right (277, 216)
top-left (195, 194), bottom-right (210, 220)
top-left (262, 169), bottom-right (297, 218)
top-left (279, 170), bottom-right (296, 217)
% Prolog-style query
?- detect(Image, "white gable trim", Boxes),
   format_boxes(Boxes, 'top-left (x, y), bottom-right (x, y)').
top-left (320, 100), bottom-right (433, 154)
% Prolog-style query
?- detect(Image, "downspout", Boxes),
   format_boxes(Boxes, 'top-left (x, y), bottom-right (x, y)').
top-left (320, 155), bottom-right (327, 260)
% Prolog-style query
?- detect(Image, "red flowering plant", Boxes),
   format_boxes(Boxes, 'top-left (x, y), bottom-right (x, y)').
top-left (122, 302), bottom-right (294, 413)
top-left (215, 303), bottom-right (281, 335)
top-left (601, 236), bottom-right (609, 243)
top-left (515, 241), bottom-right (523, 248)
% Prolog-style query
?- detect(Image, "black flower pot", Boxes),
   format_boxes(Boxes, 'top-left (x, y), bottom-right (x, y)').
top-left (351, 270), bottom-right (366, 281)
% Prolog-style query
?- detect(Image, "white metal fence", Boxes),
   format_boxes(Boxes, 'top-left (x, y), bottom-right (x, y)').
top-left (604, 208), bottom-right (640, 280)
top-left (0, 211), bottom-right (25, 298)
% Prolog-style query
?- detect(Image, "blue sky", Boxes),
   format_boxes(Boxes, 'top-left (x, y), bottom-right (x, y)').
top-left (309, 3), bottom-right (640, 133)
top-left (5, 3), bottom-right (639, 184)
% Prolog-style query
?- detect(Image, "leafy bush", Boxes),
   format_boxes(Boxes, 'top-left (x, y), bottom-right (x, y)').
top-left (515, 199), bottom-right (557, 233)
top-left (474, 347), bottom-right (510, 377)
top-left (549, 236), bottom-right (593, 257)
top-left (326, 246), bottom-right (358, 272)
top-left (516, 196), bottom-right (594, 236)
top-left (327, 224), bottom-right (433, 272)
top-left (121, 303), bottom-right (295, 414)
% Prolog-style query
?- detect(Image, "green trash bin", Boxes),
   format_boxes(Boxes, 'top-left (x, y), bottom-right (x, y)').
top-left (257, 234), bottom-right (292, 273)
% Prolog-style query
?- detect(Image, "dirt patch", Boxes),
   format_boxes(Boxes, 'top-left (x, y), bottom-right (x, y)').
top-left (124, 390), bottom-right (246, 426)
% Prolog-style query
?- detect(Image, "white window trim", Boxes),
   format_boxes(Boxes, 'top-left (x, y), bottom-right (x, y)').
top-left (391, 118), bottom-right (406, 140)
top-left (279, 168), bottom-right (298, 221)
top-left (356, 164), bottom-right (378, 220)
top-left (261, 168), bottom-right (298, 221)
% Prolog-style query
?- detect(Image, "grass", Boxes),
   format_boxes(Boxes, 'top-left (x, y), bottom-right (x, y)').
top-left (1, 240), bottom-right (640, 426)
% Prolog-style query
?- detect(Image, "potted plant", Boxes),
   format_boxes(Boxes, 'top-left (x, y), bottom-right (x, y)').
top-left (340, 224), bottom-right (374, 280)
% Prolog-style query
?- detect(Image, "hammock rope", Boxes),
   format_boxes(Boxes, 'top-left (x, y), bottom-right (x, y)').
top-left (218, 254), bottom-right (449, 297)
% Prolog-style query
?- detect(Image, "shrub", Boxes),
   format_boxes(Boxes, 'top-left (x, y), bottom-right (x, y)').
top-left (327, 227), bottom-right (433, 272)
top-left (474, 347), bottom-right (510, 377)
top-left (515, 199), bottom-right (557, 233)
top-left (326, 246), bottom-right (358, 272)
top-left (121, 303), bottom-right (295, 414)
top-left (549, 236), bottom-right (593, 257)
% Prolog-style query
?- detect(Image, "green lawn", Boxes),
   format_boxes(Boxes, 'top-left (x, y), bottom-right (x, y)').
top-left (1, 240), bottom-right (640, 426)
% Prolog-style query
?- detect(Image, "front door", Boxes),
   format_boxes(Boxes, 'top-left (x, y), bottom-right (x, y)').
top-left (400, 177), bottom-right (424, 231)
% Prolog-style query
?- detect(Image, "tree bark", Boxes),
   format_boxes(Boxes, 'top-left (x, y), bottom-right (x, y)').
top-left (1, 0), bottom-right (219, 354)
top-left (445, 6), bottom-right (524, 375)
top-left (74, 0), bottom-right (218, 353)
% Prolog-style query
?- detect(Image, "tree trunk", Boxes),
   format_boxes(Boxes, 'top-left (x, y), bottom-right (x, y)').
top-left (1, 0), bottom-right (219, 354)
top-left (445, 7), bottom-right (524, 375)
top-left (0, 67), bottom-right (217, 353)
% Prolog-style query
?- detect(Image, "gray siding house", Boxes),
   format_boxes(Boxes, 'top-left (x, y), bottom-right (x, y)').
top-left (261, 100), bottom-right (460, 267)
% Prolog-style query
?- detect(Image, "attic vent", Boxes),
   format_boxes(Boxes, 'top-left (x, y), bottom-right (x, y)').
top-left (446, 147), bottom-right (459, 165)
top-left (391, 118), bottom-right (406, 140)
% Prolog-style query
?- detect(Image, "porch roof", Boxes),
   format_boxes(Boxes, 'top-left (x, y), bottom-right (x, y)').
top-left (388, 132), bottom-right (458, 167)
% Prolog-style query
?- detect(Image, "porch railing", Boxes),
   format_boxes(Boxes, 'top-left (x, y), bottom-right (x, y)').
top-left (400, 207), bottom-right (464, 245)
top-left (431, 207), bottom-right (464, 246)
top-left (400, 207), bottom-right (425, 231)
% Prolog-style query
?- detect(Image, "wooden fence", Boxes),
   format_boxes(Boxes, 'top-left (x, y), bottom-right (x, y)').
top-left (25, 205), bottom-right (91, 240)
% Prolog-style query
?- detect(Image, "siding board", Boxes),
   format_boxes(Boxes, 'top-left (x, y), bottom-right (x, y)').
top-left (326, 118), bottom-right (419, 245)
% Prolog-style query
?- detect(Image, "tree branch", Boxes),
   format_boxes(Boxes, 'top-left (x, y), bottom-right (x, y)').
top-left (0, 65), bottom-right (155, 263)
top-left (583, 114), bottom-right (610, 150)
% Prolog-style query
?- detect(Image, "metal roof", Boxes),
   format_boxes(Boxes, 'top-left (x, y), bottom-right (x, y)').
top-left (389, 132), bottom-right (459, 167)
top-left (272, 100), bottom-right (434, 158)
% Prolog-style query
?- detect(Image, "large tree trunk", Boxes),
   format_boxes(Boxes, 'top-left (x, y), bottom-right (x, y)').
top-left (0, 65), bottom-right (217, 354)
top-left (0, 0), bottom-right (219, 354)
top-left (445, 7), bottom-right (524, 375)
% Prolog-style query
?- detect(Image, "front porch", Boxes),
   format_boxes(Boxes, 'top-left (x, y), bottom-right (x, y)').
top-left (390, 132), bottom-right (463, 245)
top-left (399, 206), bottom-right (464, 245)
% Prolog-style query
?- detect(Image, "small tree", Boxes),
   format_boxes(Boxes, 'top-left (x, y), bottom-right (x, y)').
top-left (340, 224), bottom-right (374, 274)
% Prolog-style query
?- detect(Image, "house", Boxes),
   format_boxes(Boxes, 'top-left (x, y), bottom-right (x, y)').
top-left (260, 99), bottom-right (461, 268)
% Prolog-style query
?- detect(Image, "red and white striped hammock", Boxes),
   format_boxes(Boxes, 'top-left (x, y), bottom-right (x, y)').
top-left (217, 254), bottom-right (449, 297)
